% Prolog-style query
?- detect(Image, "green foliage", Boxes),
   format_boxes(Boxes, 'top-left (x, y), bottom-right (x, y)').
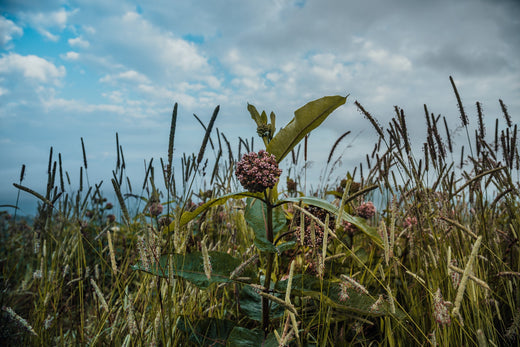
top-left (239, 285), bottom-right (286, 322)
top-left (281, 196), bottom-right (383, 246)
top-left (3, 90), bottom-right (520, 346)
top-left (178, 191), bottom-right (264, 227)
top-left (267, 95), bottom-right (347, 162)
top-left (244, 197), bottom-right (288, 253)
top-left (133, 251), bottom-right (254, 289)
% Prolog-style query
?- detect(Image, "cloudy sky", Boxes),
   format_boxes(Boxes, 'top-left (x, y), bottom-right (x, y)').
top-left (1, 0), bottom-right (519, 214)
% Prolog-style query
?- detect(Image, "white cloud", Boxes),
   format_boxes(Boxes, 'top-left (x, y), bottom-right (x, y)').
top-left (88, 11), bottom-right (212, 83)
top-left (0, 53), bottom-right (65, 84)
top-left (100, 69), bottom-right (150, 84)
top-left (361, 40), bottom-right (412, 72)
top-left (19, 8), bottom-right (77, 41)
top-left (0, 16), bottom-right (23, 46)
top-left (61, 51), bottom-right (80, 60)
top-left (68, 36), bottom-right (90, 48)
top-left (41, 95), bottom-right (127, 115)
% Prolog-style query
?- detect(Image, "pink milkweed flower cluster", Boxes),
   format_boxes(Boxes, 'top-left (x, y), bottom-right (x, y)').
top-left (403, 216), bottom-right (418, 228)
top-left (356, 201), bottom-right (376, 219)
top-left (235, 150), bottom-right (282, 193)
top-left (149, 202), bottom-right (163, 217)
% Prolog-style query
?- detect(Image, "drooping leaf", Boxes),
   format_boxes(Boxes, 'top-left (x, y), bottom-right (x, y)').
top-left (132, 251), bottom-right (255, 289)
top-left (177, 191), bottom-right (264, 228)
top-left (177, 316), bottom-right (235, 346)
top-left (244, 197), bottom-right (287, 253)
top-left (238, 285), bottom-right (285, 322)
top-left (266, 95), bottom-right (347, 162)
top-left (280, 196), bottom-right (382, 246)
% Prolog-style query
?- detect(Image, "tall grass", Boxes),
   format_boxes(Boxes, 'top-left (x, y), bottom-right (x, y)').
top-left (1, 80), bottom-right (518, 346)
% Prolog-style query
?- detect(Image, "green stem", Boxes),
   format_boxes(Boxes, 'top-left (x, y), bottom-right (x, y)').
top-left (262, 189), bottom-right (275, 335)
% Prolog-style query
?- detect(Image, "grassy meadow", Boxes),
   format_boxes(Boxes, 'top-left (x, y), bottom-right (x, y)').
top-left (1, 82), bottom-right (519, 346)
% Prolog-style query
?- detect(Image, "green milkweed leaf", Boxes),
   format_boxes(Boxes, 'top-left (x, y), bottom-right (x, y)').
top-left (132, 251), bottom-right (255, 289)
top-left (280, 196), bottom-right (382, 246)
top-left (266, 95), bottom-right (347, 162)
top-left (176, 191), bottom-right (264, 228)
top-left (275, 274), bottom-right (405, 319)
top-left (244, 197), bottom-right (287, 253)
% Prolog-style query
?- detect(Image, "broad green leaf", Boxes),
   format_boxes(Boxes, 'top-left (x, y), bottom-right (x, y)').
top-left (275, 274), bottom-right (405, 319)
top-left (132, 251), bottom-right (255, 289)
top-left (177, 191), bottom-right (264, 227)
top-left (244, 197), bottom-right (287, 253)
top-left (267, 95), bottom-right (347, 162)
top-left (238, 285), bottom-right (285, 322)
top-left (177, 316), bottom-right (235, 346)
top-left (227, 327), bottom-right (265, 347)
top-left (280, 196), bottom-right (382, 246)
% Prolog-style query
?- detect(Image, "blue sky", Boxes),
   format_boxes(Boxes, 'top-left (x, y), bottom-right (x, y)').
top-left (1, 0), bottom-right (519, 215)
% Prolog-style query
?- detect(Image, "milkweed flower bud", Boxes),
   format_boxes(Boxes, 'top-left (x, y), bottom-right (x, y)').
top-left (235, 150), bottom-right (282, 193)
top-left (356, 201), bottom-right (376, 219)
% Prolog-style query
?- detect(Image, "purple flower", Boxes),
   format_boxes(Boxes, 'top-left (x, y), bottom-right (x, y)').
top-left (235, 150), bottom-right (282, 193)
top-left (356, 201), bottom-right (376, 219)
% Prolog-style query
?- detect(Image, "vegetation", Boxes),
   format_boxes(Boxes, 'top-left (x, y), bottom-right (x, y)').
top-left (1, 77), bottom-right (519, 346)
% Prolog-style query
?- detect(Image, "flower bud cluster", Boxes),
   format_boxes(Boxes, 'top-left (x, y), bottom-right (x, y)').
top-left (356, 201), bottom-right (376, 219)
top-left (235, 150), bottom-right (282, 193)
top-left (149, 202), bottom-right (163, 217)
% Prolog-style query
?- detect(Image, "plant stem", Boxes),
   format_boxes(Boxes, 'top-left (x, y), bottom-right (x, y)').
top-left (262, 190), bottom-right (275, 335)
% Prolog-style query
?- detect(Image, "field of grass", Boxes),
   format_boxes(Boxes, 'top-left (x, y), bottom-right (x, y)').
top-left (1, 81), bottom-right (519, 346)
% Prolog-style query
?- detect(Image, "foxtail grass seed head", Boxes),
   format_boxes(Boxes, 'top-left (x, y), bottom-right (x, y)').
top-left (433, 288), bottom-right (452, 325)
top-left (107, 230), bottom-right (118, 274)
top-left (138, 236), bottom-right (151, 271)
top-left (2, 306), bottom-right (38, 337)
top-left (44, 314), bottom-right (55, 330)
top-left (499, 99), bottom-right (512, 127)
top-left (202, 237), bottom-right (212, 280)
top-left (449, 76), bottom-right (468, 126)
top-left (340, 274), bottom-right (369, 295)
top-left (235, 150), bottom-right (282, 193)
top-left (369, 294), bottom-right (385, 314)
top-left (91, 278), bottom-right (109, 312)
top-left (124, 287), bottom-right (138, 336)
